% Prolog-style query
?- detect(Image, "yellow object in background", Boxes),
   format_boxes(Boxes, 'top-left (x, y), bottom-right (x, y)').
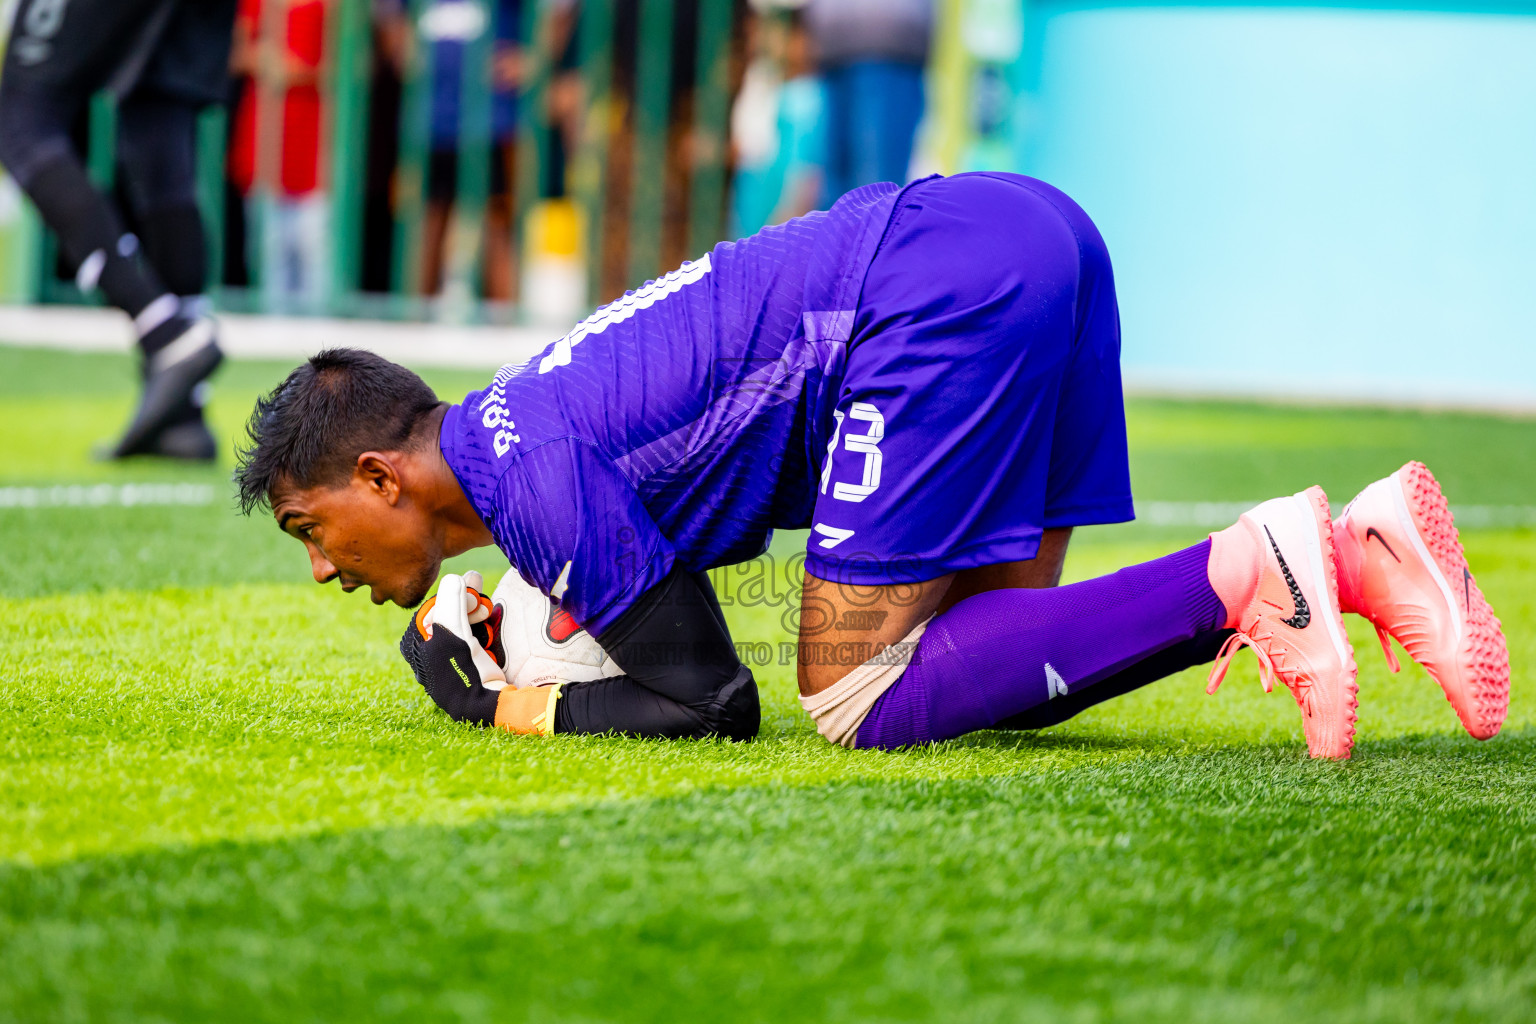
top-left (522, 198), bottom-right (587, 326)
top-left (527, 197), bottom-right (582, 258)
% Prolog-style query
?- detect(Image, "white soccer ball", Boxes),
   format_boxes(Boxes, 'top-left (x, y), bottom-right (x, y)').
top-left (489, 570), bottom-right (619, 689)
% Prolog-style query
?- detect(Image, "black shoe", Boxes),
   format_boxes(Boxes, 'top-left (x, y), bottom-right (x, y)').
top-left (96, 390), bottom-right (220, 463)
top-left (109, 316), bottom-right (223, 459)
top-left (139, 396), bottom-right (218, 461)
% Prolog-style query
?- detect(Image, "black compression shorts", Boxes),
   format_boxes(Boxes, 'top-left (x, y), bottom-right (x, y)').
top-left (2, 0), bottom-right (235, 107)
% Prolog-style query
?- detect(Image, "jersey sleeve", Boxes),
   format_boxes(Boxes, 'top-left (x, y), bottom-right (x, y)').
top-left (491, 437), bottom-right (678, 637)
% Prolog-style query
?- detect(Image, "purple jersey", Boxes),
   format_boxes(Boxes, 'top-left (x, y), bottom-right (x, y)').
top-left (440, 184), bottom-right (903, 634)
top-left (440, 173), bottom-right (1134, 636)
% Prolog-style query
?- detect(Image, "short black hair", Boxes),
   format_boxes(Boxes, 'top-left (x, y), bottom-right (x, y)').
top-left (234, 348), bottom-right (442, 515)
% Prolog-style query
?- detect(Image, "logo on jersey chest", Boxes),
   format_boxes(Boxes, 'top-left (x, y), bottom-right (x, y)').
top-left (477, 382), bottom-right (521, 457)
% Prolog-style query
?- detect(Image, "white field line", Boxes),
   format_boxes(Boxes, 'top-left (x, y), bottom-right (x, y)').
top-left (1137, 500), bottom-right (1536, 529)
top-left (0, 483), bottom-right (218, 508)
top-left (1, 485), bottom-right (1532, 529)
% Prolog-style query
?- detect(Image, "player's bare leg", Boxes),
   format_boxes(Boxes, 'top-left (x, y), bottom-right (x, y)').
top-left (799, 529), bottom-right (1077, 697)
top-left (797, 572), bottom-right (953, 698)
top-left (799, 529), bottom-right (1073, 695)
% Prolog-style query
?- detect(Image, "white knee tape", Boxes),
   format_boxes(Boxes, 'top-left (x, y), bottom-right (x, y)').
top-left (798, 616), bottom-right (932, 748)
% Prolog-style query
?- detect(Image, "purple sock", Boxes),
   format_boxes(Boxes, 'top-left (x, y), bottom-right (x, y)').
top-left (855, 539), bottom-right (1229, 749)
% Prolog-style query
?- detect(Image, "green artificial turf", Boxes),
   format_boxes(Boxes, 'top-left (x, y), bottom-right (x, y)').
top-left (1, 344), bottom-right (1532, 1022)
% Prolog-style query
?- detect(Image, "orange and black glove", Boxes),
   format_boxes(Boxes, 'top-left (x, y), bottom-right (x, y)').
top-left (400, 572), bottom-right (506, 725)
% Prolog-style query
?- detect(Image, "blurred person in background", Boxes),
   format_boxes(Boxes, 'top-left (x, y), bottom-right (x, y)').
top-left (806, 0), bottom-right (932, 204)
top-left (229, 0), bottom-right (332, 315)
top-left (415, 0), bottom-right (522, 302)
top-left (541, 0), bottom-right (581, 201)
top-left (592, 0), bottom-right (712, 299)
top-left (0, 0), bottom-right (236, 459)
top-left (729, 4), bottom-right (825, 237)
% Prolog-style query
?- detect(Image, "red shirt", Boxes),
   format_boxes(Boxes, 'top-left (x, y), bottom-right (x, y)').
top-left (228, 0), bottom-right (326, 197)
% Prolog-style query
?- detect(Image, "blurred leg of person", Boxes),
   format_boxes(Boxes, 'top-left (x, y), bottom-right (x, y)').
top-left (480, 142), bottom-right (515, 304)
top-left (118, 94), bottom-right (207, 301)
top-left (116, 89), bottom-right (219, 459)
top-left (420, 148), bottom-right (457, 297)
top-left (421, 143), bottom-right (512, 303)
top-left (260, 0), bottom-right (328, 314)
top-left (482, 196), bottom-right (515, 303)
top-left (256, 197), bottom-right (284, 311)
top-left (254, 189), bottom-right (330, 316)
top-left (290, 193), bottom-right (331, 315)
top-left (0, 0), bottom-right (232, 458)
top-left (257, 198), bottom-right (290, 313)
top-left (118, 0), bottom-right (236, 457)
top-left (259, 192), bottom-right (330, 315)
top-left (123, 0), bottom-right (235, 305)
top-left (0, 0), bottom-right (186, 331)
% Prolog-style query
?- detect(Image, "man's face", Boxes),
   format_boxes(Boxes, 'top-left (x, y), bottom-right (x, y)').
top-left (270, 458), bottom-right (442, 608)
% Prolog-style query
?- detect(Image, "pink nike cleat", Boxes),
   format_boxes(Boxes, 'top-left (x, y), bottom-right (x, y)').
top-left (1206, 486), bottom-right (1360, 759)
top-left (1333, 461), bottom-right (1509, 740)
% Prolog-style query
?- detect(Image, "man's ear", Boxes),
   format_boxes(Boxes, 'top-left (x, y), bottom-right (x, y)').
top-left (356, 451), bottom-right (404, 506)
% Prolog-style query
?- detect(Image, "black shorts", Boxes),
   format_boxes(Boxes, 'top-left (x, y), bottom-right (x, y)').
top-left (427, 144), bottom-right (513, 203)
top-left (2, 0), bottom-right (235, 107)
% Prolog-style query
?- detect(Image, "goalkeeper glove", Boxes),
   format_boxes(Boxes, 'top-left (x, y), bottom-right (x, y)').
top-left (400, 572), bottom-right (507, 725)
top-left (462, 569), bottom-right (507, 668)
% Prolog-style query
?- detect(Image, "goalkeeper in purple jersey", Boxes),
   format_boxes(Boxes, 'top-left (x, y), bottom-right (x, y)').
top-left (234, 172), bottom-right (1509, 757)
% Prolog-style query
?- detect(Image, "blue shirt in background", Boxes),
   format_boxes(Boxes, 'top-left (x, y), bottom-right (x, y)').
top-left (419, 0), bottom-right (520, 149)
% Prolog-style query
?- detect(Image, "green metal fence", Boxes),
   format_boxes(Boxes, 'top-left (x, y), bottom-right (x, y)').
top-left (26, 0), bottom-right (742, 324)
